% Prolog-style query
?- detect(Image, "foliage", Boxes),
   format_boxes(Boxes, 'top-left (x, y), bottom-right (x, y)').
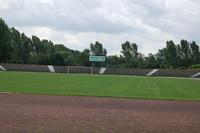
top-left (189, 64), bottom-right (200, 69)
top-left (0, 18), bottom-right (200, 68)
top-left (0, 18), bottom-right (12, 63)
top-left (90, 41), bottom-right (107, 56)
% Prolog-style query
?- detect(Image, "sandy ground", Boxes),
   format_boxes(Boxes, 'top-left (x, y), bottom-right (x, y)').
top-left (0, 94), bottom-right (200, 133)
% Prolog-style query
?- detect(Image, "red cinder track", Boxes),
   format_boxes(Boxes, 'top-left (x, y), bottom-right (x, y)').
top-left (0, 94), bottom-right (200, 133)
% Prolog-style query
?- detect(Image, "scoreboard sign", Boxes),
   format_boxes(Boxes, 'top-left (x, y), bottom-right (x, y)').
top-left (89, 56), bottom-right (105, 62)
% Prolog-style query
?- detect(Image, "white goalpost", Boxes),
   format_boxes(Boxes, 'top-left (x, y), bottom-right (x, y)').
top-left (67, 56), bottom-right (106, 75)
top-left (67, 66), bottom-right (93, 75)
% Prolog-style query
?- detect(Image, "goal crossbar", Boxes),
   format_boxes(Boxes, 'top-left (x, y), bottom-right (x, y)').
top-left (67, 66), bottom-right (93, 75)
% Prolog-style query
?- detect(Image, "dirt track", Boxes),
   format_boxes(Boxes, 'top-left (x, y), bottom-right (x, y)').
top-left (0, 94), bottom-right (200, 133)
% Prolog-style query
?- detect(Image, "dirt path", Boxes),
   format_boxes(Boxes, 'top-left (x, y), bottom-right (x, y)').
top-left (0, 94), bottom-right (200, 133)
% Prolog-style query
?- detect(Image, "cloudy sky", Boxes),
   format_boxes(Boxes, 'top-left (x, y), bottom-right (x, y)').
top-left (0, 0), bottom-right (200, 55)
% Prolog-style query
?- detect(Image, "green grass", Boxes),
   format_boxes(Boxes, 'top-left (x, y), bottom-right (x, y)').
top-left (0, 71), bottom-right (200, 100)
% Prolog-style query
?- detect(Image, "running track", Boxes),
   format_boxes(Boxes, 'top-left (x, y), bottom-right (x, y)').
top-left (0, 94), bottom-right (200, 133)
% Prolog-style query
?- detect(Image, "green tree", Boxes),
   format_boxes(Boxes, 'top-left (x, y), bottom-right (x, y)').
top-left (37, 52), bottom-right (49, 65)
top-left (121, 41), bottom-right (138, 68)
top-left (10, 27), bottom-right (21, 63)
top-left (155, 48), bottom-right (169, 68)
top-left (39, 39), bottom-right (56, 64)
top-left (0, 18), bottom-right (12, 62)
top-left (32, 35), bottom-right (42, 55)
top-left (165, 40), bottom-right (178, 68)
top-left (52, 52), bottom-right (65, 65)
top-left (54, 44), bottom-right (68, 52)
top-left (64, 55), bottom-right (76, 66)
top-left (121, 41), bottom-right (138, 60)
top-left (107, 55), bottom-right (125, 68)
top-left (79, 49), bottom-right (90, 66)
top-left (53, 44), bottom-right (80, 66)
top-left (190, 41), bottom-right (199, 64)
top-left (20, 33), bottom-right (32, 63)
top-left (137, 56), bottom-right (145, 68)
top-left (145, 54), bottom-right (157, 68)
top-left (180, 40), bottom-right (191, 67)
top-left (90, 41), bottom-right (107, 56)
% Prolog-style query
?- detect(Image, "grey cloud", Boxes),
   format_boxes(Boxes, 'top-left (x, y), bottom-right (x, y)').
top-left (0, 0), bottom-right (148, 33)
top-left (0, 0), bottom-right (200, 55)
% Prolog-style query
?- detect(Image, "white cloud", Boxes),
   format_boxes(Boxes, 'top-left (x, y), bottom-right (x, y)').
top-left (0, 0), bottom-right (200, 55)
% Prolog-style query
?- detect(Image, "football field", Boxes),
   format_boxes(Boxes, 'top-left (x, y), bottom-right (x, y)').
top-left (0, 71), bottom-right (200, 100)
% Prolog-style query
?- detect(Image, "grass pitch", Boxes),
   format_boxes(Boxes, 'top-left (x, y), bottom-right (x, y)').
top-left (0, 71), bottom-right (200, 100)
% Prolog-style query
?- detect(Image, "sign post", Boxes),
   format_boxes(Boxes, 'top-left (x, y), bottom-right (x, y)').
top-left (89, 55), bottom-right (105, 75)
top-left (89, 56), bottom-right (106, 62)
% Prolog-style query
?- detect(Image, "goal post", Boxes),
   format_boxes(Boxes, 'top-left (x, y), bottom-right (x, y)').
top-left (67, 56), bottom-right (106, 75)
top-left (89, 55), bottom-right (106, 76)
top-left (67, 66), bottom-right (93, 75)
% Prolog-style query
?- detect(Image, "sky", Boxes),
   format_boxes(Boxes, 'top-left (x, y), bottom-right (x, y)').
top-left (0, 0), bottom-right (200, 55)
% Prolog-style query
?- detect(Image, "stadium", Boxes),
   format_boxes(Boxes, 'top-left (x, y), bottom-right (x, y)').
top-left (0, 63), bottom-right (200, 132)
top-left (1, 1), bottom-right (200, 132)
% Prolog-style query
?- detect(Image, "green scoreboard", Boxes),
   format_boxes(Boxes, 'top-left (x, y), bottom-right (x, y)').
top-left (89, 56), bottom-right (105, 62)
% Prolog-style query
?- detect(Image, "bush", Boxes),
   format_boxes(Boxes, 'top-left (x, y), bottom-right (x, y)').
top-left (189, 64), bottom-right (200, 69)
top-left (176, 67), bottom-right (187, 70)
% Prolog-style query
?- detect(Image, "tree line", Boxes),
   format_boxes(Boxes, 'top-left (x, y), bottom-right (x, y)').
top-left (110, 40), bottom-right (200, 69)
top-left (0, 18), bottom-right (200, 69)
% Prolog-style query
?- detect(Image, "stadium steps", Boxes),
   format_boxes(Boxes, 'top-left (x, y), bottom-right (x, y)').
top-left (48, 65), bottom-right (55, 72)
top-left (153, 69), bottom-right (200, 77)
top-left (104, 68), bottom-right (152, 76)
top-left (0, 63), bottom-right (199, 78)
top-left (99, 68), bottom-right (107, 74)
top-left (146, 69), bottom-right (159, 76)
top-left (191, 72), bottom-right (200, 78)
top-left (53, 66), bottom-right (68, 73)
top-left (0, 65), bottom-right (6, 71)
top-left (1, 63), bottom-right (49, 72)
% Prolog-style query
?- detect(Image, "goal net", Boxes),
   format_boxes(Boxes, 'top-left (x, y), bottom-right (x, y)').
top-left (67, 66), bottom-right (93, 74)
